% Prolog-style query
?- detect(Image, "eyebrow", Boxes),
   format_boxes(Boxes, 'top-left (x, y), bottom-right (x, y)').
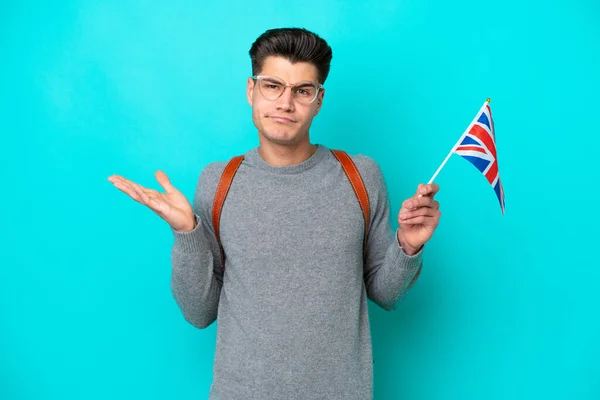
top-left (294, 82), bottom-right (316, 88)
top-left (261, 76), bottom-right (316, 86)
top-left (262, 77), bottom-right (283, 83)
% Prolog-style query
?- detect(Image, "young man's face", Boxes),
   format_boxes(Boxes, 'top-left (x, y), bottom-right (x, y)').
top-left (246, 56), bottom-right (324, 146)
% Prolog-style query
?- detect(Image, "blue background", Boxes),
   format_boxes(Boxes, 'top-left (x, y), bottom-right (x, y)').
top-left (2, 0), bottom-right (599, 399)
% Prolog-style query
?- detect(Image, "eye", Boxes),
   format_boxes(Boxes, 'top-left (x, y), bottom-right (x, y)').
top-left (295, 87), bottom-right (315, 97)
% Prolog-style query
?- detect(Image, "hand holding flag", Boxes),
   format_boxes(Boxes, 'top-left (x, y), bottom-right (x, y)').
top-left (396, 99), bottom-right (505, 256)
top-left (397, 183), bottom-right (441, 255)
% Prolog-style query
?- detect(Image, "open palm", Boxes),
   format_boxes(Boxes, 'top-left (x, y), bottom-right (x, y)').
top-left (108, 170), bottom-right (195, 232)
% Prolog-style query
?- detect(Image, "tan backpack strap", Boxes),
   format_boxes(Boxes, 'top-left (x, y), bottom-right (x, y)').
top-left (330, 150), bottom-right (370, 261)
top-left (212, 155), bottom-right (245, 269)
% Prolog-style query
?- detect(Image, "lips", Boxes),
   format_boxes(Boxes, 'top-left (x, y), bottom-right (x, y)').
top-left (268, 115), bottom-right (296, 123)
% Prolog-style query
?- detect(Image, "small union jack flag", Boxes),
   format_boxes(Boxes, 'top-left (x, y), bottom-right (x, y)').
top-left (454, 103), bottom-right (506, 214)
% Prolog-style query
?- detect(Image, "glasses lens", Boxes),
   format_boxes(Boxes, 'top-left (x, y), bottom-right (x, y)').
top-left (258, 77), bottom-right (285, 100)
top-left (255, 76), bottom-right (320, 104)
top-left (292, 84), bottom-right (318, 104)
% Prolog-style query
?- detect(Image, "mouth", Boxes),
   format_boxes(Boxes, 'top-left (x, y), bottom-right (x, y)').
top-left (268, 115), bottom-right (296, 124)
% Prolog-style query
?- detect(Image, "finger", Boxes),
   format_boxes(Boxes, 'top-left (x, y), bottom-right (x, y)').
top-left (131, 182), bottom-right (149, 203)
top-left (110, 179), bottom-right (143, 202)
top-left (155, 170), bottom-right (174, 193)
top-left (424, 200), bottom-right (440, 210)
top-left (399, 213), bottom-right (441, 226)
top-left (418, 183), bottom-right (440, 197)
top-left (109, 176), bottom-right (142, 192)
top-left (110, 175), bottom-right (151, 197)
top-left (142, 187), bottom-right (162, 199)
top-left (108, 175), bottom-right (140, 188)
top-left (108, 174), bottom-right (125, 183)
top-left (399, 207), bottom-right (436, 222)
top-left (130, 182), bottom-right (160, 209)
top-left (415, 183), bottom-right (425, 198)
top-left (402, 195), bottom-right (435, 211)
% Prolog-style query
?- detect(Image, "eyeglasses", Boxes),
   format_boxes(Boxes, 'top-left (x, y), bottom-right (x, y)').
top-left (251, 75), bottom-right (323, 105)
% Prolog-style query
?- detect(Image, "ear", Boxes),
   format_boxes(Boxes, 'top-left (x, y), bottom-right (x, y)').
top-left (314, 89), bottom-right (325, 116)
top-left (246, 77), bottom-right (255, 106)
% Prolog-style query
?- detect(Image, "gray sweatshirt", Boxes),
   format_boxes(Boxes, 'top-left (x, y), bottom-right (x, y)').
top-left (170, 144), bottom-right (423, 399)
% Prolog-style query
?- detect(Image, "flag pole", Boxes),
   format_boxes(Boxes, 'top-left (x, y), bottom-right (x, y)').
top-left (426, 98), bottom-right (492, 185)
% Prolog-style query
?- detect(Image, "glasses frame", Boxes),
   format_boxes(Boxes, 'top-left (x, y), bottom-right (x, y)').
top-left (251, 75), bottom-right (324, 104)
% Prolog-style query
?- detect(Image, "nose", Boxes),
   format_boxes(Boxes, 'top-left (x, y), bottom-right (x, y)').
top-left (275, 86), bottom-right (294, 111)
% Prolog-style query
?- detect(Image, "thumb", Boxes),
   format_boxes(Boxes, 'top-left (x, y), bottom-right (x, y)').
top-left (155, 170), bottom-right (174, 193)
top-left (416, 183), bottom-right (424, 196)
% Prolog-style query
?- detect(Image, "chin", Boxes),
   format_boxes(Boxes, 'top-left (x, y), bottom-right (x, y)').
top-left (261, 128), bottom-right (303, 145)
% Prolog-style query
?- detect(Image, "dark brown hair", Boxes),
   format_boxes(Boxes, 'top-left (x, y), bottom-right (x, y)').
top-left (249, 28), bottom-right (333, 84)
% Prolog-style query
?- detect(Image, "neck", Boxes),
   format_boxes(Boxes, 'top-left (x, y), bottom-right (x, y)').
top-left (257, 138), bottom-right (318, 167)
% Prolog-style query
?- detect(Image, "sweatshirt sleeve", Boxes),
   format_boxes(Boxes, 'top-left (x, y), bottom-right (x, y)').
top-left (358, 156), bottom-right (423, 311)
top-left (170, 163), bottom-right (226, 328)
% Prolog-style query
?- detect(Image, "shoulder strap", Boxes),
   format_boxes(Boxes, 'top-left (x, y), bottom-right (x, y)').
top-left (212, 155), bottom-right (244, 270)
top-left (212, 150), bottom-right (372, 272)
top-left (330, 150), bottom-right (371, 261)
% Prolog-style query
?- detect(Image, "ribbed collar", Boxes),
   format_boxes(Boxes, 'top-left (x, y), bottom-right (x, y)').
top-left (244, 144), bottom-right (328, 175)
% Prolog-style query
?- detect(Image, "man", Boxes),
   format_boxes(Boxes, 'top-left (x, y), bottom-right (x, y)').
top-left (108, 27), bottom-right (441, 400)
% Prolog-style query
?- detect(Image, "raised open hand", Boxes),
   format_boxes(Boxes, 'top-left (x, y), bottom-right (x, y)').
top-left (108, 170), bottom-right (196, 232)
